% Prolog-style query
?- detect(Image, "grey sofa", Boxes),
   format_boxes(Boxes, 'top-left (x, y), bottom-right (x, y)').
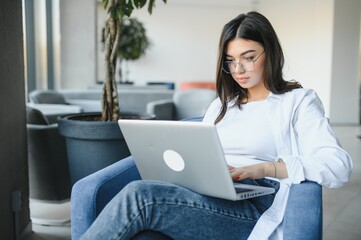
top-left (29, 89), bottom-right (68, 105)
top-left (146, 89), bottom-right (217, 120)
top-left (59, 88), bottom-right (175, 114)
top-left (29, 88), bottom-right (220, 120)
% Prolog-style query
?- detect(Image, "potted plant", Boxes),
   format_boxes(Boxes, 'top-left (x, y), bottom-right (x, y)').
top-left (58, 0), bottom-right (167, 185)
top-left (111, 17), bottom-right (150, 84)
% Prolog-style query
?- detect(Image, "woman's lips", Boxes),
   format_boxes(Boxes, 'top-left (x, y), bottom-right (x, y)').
top-left (235, 77), bottom-right (249, 84)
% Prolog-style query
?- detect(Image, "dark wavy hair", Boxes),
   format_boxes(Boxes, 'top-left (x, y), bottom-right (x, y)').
top-left (215, 11), bottom-right (302, 124)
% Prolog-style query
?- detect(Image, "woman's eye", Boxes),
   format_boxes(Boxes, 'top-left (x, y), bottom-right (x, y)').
top-left (243, 56), bottom-right (255, 62)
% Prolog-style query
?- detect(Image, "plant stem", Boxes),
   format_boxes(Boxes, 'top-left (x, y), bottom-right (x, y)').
top-left (102, 1), bottom-right (120, 121)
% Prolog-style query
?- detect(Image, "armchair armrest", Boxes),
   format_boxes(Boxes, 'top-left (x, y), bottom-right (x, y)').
top-left (146, 99), bottom-right (174, 120)
top-left (283, 181), bottom-right (323, 239)
top-left (27, 123), bottom-right (71, 200)
top-left (71, 156), bottom-right (141, 240)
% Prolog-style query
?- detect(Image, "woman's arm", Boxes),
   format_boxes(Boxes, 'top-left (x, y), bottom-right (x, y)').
top-left (229, 160), bottom-right (288, 180)
top-left (277, 90), bottom-right (352, 188)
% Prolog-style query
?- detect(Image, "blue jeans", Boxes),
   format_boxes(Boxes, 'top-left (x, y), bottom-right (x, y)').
top-left (80, 178), bottom-right (279, 240)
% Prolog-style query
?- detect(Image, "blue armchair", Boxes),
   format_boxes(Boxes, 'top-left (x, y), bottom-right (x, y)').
top-left (71, 157), bottom-right (322, 239)
top-left (71, 118), bottom-right (323, 240)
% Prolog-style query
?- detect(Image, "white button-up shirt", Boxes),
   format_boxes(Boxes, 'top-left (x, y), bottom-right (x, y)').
top-left (203, 88), bottom-right (353, 240)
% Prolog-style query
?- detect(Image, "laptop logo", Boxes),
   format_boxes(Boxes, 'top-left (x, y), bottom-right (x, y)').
top-left (163, 149), bottom-right (185, 172)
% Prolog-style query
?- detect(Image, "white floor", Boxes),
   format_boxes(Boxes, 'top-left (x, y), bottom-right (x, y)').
top-left (322, 125), bottom-right (361, 240)
top-left (29, 200), bottom-right (71, 240)
top-left (29, 125), bottom-right (361, 240)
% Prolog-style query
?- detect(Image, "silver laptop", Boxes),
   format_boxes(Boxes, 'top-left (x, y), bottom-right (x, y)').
top-left (118, 119), bottom-right (275, 201)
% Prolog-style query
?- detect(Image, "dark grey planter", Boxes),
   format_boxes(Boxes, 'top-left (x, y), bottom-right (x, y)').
top-left (58, 112), bottom-right (154, 185)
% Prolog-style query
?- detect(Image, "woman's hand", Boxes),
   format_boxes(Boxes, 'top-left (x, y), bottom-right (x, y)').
top-left (229, 161), bottom-right (287, 181)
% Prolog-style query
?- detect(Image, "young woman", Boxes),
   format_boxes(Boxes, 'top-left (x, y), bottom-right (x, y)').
top-left (80, 11), bottom-right (352, 240)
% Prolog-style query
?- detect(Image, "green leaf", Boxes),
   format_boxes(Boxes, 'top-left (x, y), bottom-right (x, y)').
top-left (117, 0), bottom-right (134, 18)
top-left (115, 17), bottom-right (150, 60)
top-left (133, 0), bottom-right (147, 9)
top-left (108, 5), bottom-right (117, 17)
top-left (147, 0), bottom-right (155, 14)
top-left (103, 0), bottom-right (109, 9)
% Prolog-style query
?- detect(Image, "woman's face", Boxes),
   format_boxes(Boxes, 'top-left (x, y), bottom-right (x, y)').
top-left (224, 38), bottom-right (266, 91)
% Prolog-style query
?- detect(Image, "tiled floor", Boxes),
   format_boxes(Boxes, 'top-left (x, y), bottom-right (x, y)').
top-left (29, 125), bottom-right (361, 240)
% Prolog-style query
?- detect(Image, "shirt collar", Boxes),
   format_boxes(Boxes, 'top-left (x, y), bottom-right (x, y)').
top-left (267, 92), bottom-right (282, 103)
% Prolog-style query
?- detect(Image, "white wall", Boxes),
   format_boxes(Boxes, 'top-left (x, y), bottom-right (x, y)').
top-left (33, 0), bottom-right (48, 89)
top-left (258, 0), bottom-right (335, 117)
top-left (96, 1), bottom-right (254, 85)
top-left (59, 0), bottom-right (97, 89)
top-left (60, 0), bottom-right (361, 124)
top-left (97, 0), bottom-right (335, 112)
top-left (110, 1), bottom-right (334, 113)
top-left (330, 0), bottom-right (361, 124)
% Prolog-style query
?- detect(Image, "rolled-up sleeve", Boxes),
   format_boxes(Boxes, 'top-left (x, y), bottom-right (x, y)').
top-left (278, 90), bottom-right (353, 188)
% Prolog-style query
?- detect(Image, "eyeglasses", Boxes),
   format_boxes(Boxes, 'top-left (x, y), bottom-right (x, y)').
top-left (222, 51), bottom-right (265, 74)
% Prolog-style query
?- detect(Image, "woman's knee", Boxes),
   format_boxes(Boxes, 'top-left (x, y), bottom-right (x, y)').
top-left (122, 180), bottom-right (164, 200)
top-left (125, 180), bottom-right (159, 193)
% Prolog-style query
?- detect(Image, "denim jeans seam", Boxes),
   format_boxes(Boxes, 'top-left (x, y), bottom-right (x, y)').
top-left (122, 200), bottom-right (258, 236)
top-left (118, 209), bottom-right (143, 239)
